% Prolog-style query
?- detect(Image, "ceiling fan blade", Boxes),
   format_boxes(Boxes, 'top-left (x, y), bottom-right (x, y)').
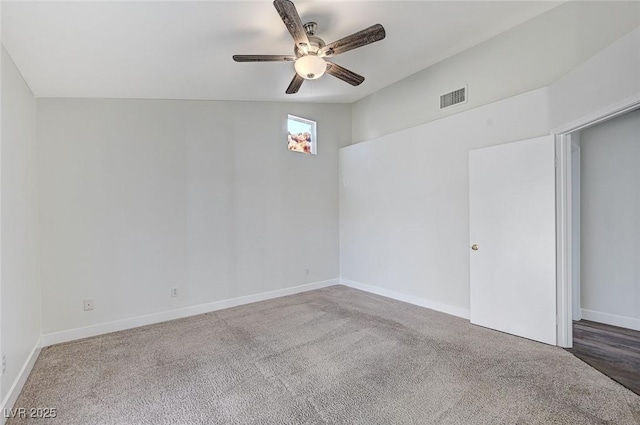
top-left (233, 55), bottom-right (296, 62)
top-left (319, 24), bottom-right (386, 57)
top-left (325, 62), bottom-right (365, 86)
top-left (286, 74), bottom-right (304, 94)
top-left (273, 0), bottom-right (310, 52)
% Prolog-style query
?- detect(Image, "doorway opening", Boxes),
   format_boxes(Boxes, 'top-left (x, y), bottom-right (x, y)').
top-left (556, 100), bottom-right (640, 395)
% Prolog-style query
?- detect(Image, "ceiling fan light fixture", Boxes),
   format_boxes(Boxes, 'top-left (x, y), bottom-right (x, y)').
top-left (294, 55), bottom-right (326, 80)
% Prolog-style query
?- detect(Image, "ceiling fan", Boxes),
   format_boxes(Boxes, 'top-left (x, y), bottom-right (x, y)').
top-left (233, 0), bottom-right (386, 94)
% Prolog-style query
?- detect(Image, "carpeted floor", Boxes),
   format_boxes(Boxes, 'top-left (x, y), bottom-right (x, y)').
top-left (8, 285), bottom-right (640, 424)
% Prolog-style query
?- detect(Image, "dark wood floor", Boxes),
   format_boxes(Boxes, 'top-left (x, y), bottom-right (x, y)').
top-left (566, 320), bottom-right (640, 396)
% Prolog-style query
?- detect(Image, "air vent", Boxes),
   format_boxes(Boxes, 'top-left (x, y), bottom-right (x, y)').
top-left (440, 86), bottom-right (467, 109)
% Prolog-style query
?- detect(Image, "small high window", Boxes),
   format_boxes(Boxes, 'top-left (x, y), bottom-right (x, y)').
top-left (287, 115), bottom-right (317, 155)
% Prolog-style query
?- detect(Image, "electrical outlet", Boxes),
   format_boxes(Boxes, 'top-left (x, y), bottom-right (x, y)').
top-left (2, 354), bottom-right (6, 374)
top-left (171, 288), bottom-right (179, 297)
top-left (84, 299), bottom-right (94, 311)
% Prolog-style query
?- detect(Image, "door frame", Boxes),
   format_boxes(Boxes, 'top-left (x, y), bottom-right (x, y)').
top-left (554, 93), bottom-right (640, 348)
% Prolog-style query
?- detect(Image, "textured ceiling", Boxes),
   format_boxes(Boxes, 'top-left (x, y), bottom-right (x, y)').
top-left (2, 1), bottom-right (562, 103)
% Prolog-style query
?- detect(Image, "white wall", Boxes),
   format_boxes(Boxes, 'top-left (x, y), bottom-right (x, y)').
top-left (1, 47), bottom-right (40, 400)
top-left (351, 1), bottom-right (640, 144)
top-left (341, 2), bottom-right (640, 322)
top-left (550, 26), bottom-right (640, 131)
top-left (340, 88), bottom-right (550, 316)
top-left (37, 99), bottom-right (350, 335)
top-left (579, 108), bottom-right (640, 330)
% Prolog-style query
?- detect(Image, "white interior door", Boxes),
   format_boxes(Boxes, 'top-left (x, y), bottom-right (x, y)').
top-left (469, 135), bottom-right (556, 345)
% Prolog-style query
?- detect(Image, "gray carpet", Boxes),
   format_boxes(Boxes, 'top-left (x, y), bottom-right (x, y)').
top-left (8, 285), bottom-right (640, 424)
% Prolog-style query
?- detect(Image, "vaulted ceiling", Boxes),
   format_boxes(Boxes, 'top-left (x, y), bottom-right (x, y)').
top-left (2, 1), bottom-right (562, 103)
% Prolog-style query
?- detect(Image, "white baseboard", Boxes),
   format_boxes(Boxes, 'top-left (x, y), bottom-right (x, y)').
top-left (340, 279), bottom-right (470, 320)
top-left (1, 338), bottom-right (42, 425)
top-left (581, 309), bottom-right (640, 331)
top-left (41, 279), bottom-right (339, 347)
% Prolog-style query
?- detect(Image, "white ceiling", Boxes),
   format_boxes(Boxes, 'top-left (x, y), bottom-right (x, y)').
top-left (2, 1), bottom-right (562, 103)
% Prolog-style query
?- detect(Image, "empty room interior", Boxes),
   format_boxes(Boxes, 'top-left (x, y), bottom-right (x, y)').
top-left (1, 0), bottom-right (640, 424)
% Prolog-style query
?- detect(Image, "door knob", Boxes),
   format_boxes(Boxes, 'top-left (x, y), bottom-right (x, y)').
top-left (471, 244), bottom-right (479, 251)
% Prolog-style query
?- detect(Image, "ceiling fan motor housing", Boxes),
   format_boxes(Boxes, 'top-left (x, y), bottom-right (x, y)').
top-left (294, 23), bottom-right (325, 58)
